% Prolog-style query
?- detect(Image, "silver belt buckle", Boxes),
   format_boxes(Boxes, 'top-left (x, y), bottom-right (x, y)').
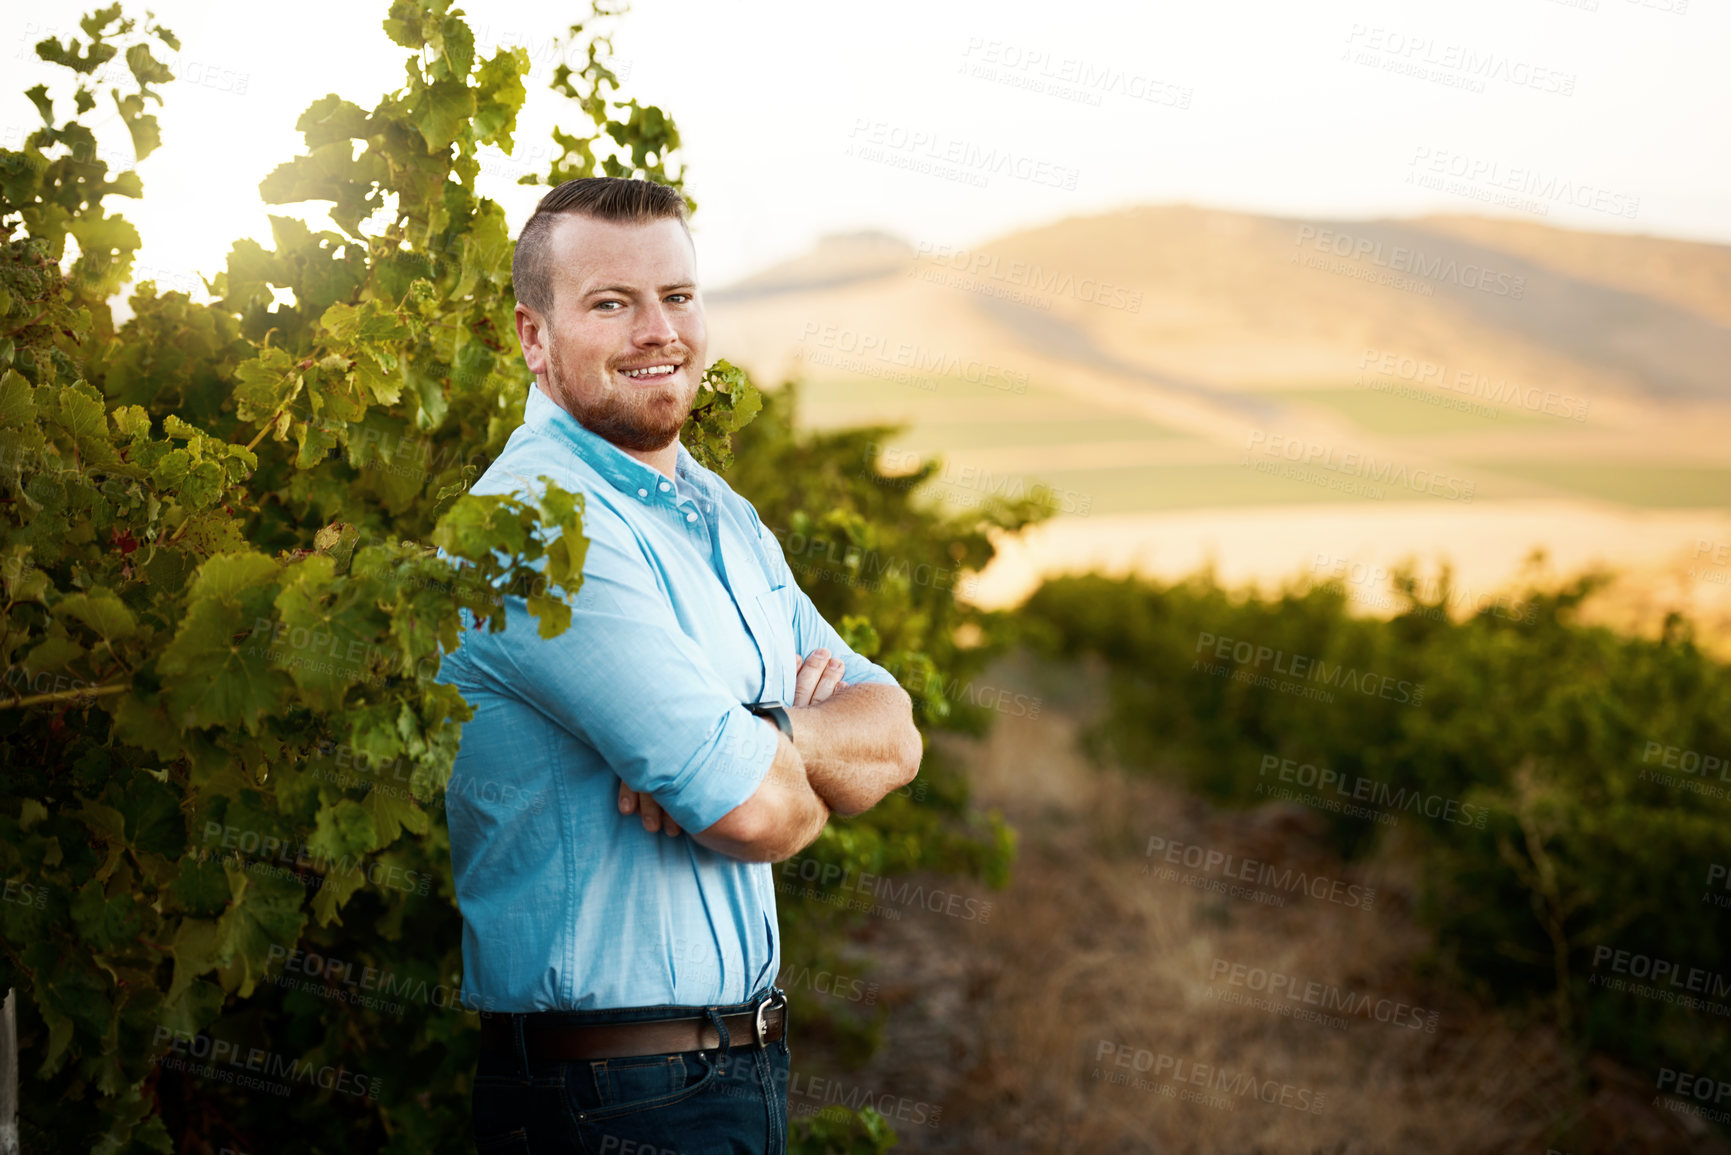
top-left (753, 990), bottom-right (786, 1046)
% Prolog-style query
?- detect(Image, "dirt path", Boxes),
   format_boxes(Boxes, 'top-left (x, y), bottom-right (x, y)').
top-left (805, 656), bottom-right (1727, 1154)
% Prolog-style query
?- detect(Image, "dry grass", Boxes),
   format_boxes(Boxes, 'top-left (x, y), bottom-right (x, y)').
top-left (814, 668), bottom-right (1728, 1154)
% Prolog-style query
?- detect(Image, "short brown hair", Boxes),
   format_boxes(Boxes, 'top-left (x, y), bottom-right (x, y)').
top-left (511, 177), bottom-right (691, 317)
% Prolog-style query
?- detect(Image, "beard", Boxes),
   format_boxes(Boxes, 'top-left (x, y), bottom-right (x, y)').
top-left (545, 338), bottom-right (696, 453)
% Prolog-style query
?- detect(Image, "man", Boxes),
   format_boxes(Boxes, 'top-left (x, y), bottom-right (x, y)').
top-left (439, 176), bottom-right (922, 1155)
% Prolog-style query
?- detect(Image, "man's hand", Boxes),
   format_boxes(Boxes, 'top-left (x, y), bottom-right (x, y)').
top-left (618, 649), bottom-right (846, 837)
top-left (618, 781), bottom-right (683, 837)
top-left (792, 647), bottom-right (847, 708)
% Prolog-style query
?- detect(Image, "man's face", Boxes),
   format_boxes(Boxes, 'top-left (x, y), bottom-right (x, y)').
top-left (517, 214), bottom-right (706, 453)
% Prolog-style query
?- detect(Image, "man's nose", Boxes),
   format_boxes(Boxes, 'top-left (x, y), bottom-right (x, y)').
top-left (634, 301), bottom-right (679, 345)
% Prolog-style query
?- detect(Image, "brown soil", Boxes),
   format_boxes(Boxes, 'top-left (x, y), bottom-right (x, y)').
top-left (803, 660), bottom-right (1729, 1154)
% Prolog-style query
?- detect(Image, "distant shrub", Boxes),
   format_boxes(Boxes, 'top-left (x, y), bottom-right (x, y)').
top-left (1024, 568), bottom-right (1731, 1081)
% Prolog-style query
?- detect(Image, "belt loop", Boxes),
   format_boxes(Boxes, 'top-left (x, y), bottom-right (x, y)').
top-left (704, 1005), bottom-right (732, 1059)
top-left (511, 1013), bottom-right (530, 1080)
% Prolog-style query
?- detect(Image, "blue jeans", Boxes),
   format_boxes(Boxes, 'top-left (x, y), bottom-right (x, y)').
top-left (472, 988), bottom-right (791, 1155)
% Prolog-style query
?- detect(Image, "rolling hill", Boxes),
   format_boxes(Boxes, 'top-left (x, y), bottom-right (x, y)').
top-left (704, 207), bottom-right (1731, 626)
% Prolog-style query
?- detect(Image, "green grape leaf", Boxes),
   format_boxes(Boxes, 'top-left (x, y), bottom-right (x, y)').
top-left (157, 592), bottom-right (292, 734)
top-left (115, 773), bottom-right (184, 857)
top-left (56, 587), bottom-right (138, 642)
top-left (414, 79), bottom-right (476, 153)
top-left (296, 93), bottom-right (372, 148)
top-left (0, 370), bottom-right (36, 426)
top-left (186, 551), bottom-right (279, 602)
top-left (214, 866), bottom-right (307, 998)
top-left (166, 917), bottom-right (225, 1004)
top-left (308, 798), bottom-right (377, 862)
top-left (71, 880), bottom-right (146, 952)
top-left (169, 855), bottom-right (233, 917)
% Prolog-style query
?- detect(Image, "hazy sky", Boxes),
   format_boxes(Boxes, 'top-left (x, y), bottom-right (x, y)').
top-left (3, 0), bottom-right (1726, 291)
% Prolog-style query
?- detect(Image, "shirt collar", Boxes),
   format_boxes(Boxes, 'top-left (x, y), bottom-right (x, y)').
top-left (523, 385), bottom-right (709, 501)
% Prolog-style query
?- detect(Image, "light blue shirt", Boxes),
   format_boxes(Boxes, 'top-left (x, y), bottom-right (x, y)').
top-left (438, 386), bottom-right (896, 1012)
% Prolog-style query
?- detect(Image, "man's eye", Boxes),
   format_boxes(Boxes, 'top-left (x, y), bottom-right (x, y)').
top-left (595, 300), bottom-right (624, 311)
top-left (666, 293), bottom-right (691, 304)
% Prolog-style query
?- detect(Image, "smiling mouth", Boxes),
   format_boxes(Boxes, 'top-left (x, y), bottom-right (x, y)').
top-left (617, 363), bottom-right (682, 382)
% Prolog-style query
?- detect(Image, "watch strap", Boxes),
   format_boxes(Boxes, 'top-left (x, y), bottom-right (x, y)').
top-left (749, 700), bottom-right (793, 739)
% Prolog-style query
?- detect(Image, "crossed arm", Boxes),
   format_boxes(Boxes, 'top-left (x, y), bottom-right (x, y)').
top-left (490, 496), bottom-right (919, 864)
top-left (620, 648), bottom-right (922, 859)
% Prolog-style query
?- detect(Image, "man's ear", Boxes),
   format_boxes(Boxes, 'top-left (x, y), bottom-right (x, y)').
top-left (515, 303), bottom-right (549, 375)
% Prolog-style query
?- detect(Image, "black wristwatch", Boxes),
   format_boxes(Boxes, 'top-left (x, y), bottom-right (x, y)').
top-left (748, 700), bottom-right (793, 739)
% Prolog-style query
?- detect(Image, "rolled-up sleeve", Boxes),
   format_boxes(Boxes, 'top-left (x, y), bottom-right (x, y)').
top-left (478, 511), bottom-right (778, 834)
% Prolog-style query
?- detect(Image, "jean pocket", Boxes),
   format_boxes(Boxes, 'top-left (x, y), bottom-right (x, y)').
top-left (566, 1050), bottom-right (720, 1123)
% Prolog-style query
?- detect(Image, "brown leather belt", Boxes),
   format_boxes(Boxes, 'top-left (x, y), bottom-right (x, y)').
top-left (479, 993), bottom-right (787, 1062)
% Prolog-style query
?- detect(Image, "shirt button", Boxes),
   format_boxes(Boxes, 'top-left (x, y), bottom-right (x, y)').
top-left (659, 482), bottom-right (672, 493)
top-left (637, 488), bottom-right (648, 498)
top-left (685, 511), bottom-right (698, 523)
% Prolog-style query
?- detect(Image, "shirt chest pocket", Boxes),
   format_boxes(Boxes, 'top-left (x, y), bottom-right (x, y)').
top-left (752, 584), bottom-right (797, 705)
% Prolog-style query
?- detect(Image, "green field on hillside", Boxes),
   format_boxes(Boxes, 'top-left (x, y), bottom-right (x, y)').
top-left (1274, 386), bottom-right (1572, 436)
top-left (1461, 461), bottom-right (1731, 508)
top-left (914, 462), bottom-right (1397, 516)
top-left (886, 417), bottom-right (1185, 452)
